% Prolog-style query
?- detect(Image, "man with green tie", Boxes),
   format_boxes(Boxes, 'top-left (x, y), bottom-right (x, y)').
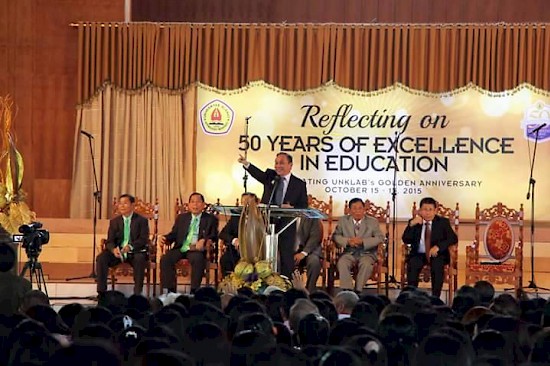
top-left (96, 194), bottom-right (149, 296)
top-left (159, 192), bottom-right (219, 294)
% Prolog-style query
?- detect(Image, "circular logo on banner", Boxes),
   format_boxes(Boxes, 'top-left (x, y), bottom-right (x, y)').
top-left (199, 99), bottom-right (234, 135)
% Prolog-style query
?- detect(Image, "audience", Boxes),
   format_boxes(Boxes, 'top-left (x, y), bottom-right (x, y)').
top-left (4, 275), bottom-right (550, 366)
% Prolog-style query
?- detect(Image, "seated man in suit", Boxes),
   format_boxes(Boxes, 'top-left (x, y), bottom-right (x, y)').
top-left (219, 192), bottom-right (258, 277)
top-left (238, 152), bottom-right (308, 277)
top-left (96, 194), bottom-right (149, 296)
top-left (159, 192), bottom-right (218, 294)
top-left (402, 196), bottom-right (457, 298)
top-left (294, 217), bottom-right (323, 293)
top-left (333, 198), bottom-right (384, 292)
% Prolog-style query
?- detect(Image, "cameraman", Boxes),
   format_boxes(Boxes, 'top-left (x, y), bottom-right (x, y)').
top-left (96, 194), bottom-right (149, 296)
top-left (0, 243), bottom-right (31, 314)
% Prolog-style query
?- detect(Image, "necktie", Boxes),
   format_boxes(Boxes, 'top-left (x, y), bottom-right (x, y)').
top-left (181, 216), bottom-right (199, 253)
top-left (122, 216), bottom-right (131, 260)
top-left (275, 177), bottom-right (285, 205)
top-left (424, 221), bottom-right (432, 260)
top-left (354, 220), bottom-right (360, 237)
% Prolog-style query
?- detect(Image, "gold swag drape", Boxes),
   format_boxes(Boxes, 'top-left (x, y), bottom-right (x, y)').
top-left (77, 22), bottom-right (550, 104)
top-left (71, 22), bottom-right (550, 219)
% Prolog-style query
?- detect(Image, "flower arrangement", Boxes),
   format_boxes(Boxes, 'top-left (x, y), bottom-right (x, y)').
top-left (218, 259), bottom-right (291, 293)
top-left (218, 198), bottom-right (292, 294)
top-left (0, 96), bottom-right (35, 233)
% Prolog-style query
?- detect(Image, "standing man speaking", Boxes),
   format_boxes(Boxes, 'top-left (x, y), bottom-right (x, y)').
top-left (238, 152), bottom-right (308, 277)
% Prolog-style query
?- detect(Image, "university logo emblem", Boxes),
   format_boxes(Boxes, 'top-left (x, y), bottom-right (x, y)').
top-left (520, 100), bottom-right (550, 142)
top-left (199, 99), bottom-right (234, 135)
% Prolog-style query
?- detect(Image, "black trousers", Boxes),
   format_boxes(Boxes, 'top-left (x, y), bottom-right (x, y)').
top-left (96, 250), bottom-right (147, 295)
top-left (220, 245), bottom-right (240, 277)
top-left (160, 248), bottom-right (206, 293)
top-left (275, 218), bottom-right (296, 278)
top-left (406, 253), bottom-right (446, 297)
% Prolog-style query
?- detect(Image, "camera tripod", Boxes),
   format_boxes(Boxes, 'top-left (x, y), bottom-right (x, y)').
top-left (20, 255), bottom-right (48, 297)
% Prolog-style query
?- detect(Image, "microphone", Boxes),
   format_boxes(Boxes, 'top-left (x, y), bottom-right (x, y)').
top-left (245, 116), bottom-right (252, 122)
top-left (80, 130), bottom-right (94, 139)
top-left (530, 123), bottom-right (547, 135)
top-left (271, 175), bottom-right (281, 185)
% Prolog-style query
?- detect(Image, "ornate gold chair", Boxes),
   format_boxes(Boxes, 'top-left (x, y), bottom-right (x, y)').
top-left (400, 201), bottom-right (459, 303)
top-left (307, 194), bottom-right (333, 290)
top-left (465, 202), bottom-right (524, 295)
top-left (327, 199), bottom-right (389, 294)
top-left (99, 197), bottom-right (159, 297)
top-left (162, 198), bottom-right (220, 288)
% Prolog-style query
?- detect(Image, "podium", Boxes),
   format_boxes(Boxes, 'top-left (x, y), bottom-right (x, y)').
top-left (215, 204), bottom-right (327, 273)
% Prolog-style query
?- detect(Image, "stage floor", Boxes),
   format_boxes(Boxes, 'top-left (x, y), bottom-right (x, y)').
top-left (27, 262), bottom-right (550, 307)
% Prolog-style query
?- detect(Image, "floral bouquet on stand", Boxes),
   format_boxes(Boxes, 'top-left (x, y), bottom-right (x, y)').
top-left (0, 96), bottom-right (35, 233)
top-left (218, 199), bottom-right (291, 294)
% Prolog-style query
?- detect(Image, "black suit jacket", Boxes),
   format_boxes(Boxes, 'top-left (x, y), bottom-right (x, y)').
top-left (402, 215), bottom-right (457, 262)
top-left (106, 212), bottom-right (149, 252)
top-left (219, 215), bottom-right (239, 246)
top-left (246, 164), bottom-right (308, 208)
top-left (164, 212), bottom-right (219, 249)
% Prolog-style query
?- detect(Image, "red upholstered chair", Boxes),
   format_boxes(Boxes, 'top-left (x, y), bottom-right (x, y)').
top-left (162, 198), bottom-right (220, 288)
top-left (327, 199), bottom-right (389, 294)
top-left (400, 201), bottom-right (459, 303)
top-left (465, 202), bottom-right (524, 295)
top-left (99, 197), bottom-right (159, 297)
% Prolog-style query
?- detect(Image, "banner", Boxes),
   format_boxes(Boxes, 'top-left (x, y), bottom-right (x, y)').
top-left (196, 82), bottom-right (550, 220)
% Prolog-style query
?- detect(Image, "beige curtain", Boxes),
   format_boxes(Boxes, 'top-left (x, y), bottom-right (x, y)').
top-left (70, 85), bottom-right (196, 219)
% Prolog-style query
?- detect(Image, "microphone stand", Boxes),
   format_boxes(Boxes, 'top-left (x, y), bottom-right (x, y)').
top-left (387, 131), bottom-right (401, 289)
top-left (66, 133), bottom-right (101, 281)
top-left (242, 117), bottom-right (251, 192)
top-left (509, 124), bottom-right (549, 294)
top-left (265, 176), bottom-right (281, 235)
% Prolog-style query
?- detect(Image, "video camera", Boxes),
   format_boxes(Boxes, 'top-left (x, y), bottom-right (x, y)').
top-left (13, 222), bottom-right (50, 258)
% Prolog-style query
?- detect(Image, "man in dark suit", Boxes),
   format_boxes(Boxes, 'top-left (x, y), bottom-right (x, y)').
top-left (96, 194), bottom-right (149, 295)
top-left (294, 218), bottom-right (323, 293)
top-left (333, 198), bottom-right (385, 292)
top-left (159, 192), bottom-right (218, 293)
top-left (219, 192), bottom-right (258, 277)
top-left (402, 196), bottom-right (458, 298)
top-left (238, 152), bottom-right (308, 277)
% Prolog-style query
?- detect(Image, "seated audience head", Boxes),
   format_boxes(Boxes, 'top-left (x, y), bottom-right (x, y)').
top-left (281, 288), bottom-right (308, 321)
top-left (529, 328), bottom-right (550, 364)
top-left (230, 329), bottom-right (277, 366)
top-left (193, 286), bottom-right (222, 309)
top-left (474, 280), bottom-right (495, 306)
top-left (289, 298), bottom-right (319, 332)
top-left (489, 293), bottom-right (520, 318)
top-left (0, 243), bottom-right (16, 272)
top-left (334, 290), bottom-right (359, 316)
top-left (350, 301), bottom-right (378, 330)
top-left (235, 312), bottom-right (276, 336)
top-left (20, 289), bottom-right (50, 313)
top-left (319, 346), bottom-right (362, 366)
top-left (98, 290), bottom-right (128, 315)
top-left (58, 303), bottom-right (84, 329)
top-left (415, 332), bottom-right (474, 366)
top-left (296, 313), bottom-right (330, 346)
top-left (343, 333), bottom-right (387, 366)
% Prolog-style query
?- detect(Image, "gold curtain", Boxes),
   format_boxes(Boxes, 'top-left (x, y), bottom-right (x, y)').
top-left (70, 85), bottom-right (196, 219)
top-left (77, 22), bottom-right (550, 105)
